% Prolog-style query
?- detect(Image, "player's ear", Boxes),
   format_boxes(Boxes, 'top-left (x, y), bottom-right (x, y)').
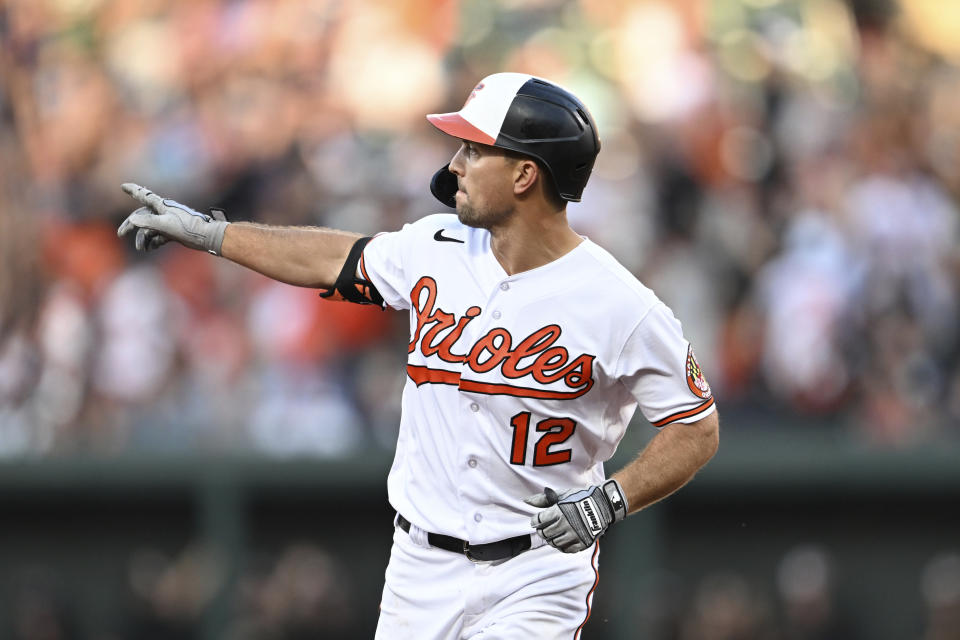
top-left (512, 158), bottom-right (539, 198)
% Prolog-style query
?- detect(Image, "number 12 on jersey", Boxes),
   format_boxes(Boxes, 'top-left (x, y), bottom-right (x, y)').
top-left (509, 412), bottom-right (577, 466)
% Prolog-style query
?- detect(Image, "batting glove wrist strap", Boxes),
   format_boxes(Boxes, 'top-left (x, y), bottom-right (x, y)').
top-left (602, 479), bottom-right (629, 521)
top-left (525, 479), bottom-right (629, 553)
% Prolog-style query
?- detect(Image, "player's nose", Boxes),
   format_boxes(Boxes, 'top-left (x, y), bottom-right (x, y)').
top-left (448, 145), bottom-right (467, 176)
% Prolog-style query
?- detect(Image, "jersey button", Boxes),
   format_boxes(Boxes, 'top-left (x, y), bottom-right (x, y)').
top-left (474, 513), bottom-right (483, 523)
top-left (467, 458), bottom-right (478, 468)
top-left (492, 310), bottom-right (501, 319)
top-left (470, 402), bottom-right (479, 412)
top-left (499, 282), bottom-right (510, 291)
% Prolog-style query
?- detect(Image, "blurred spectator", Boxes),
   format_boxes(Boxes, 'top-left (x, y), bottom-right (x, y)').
top-left (4, 567), bottom-right (80, 640)
top-left (122, 544), bottom-right (220, 640)
top-left (680, 571), bottom-right (775, 640)
top-left (753, 211), bottom-right (858, 413)
top-left (920, 552), bottom-right (960, 640)
top-left (222, 542), bottom-right (357, 640)
top-left (775, 544), bottom-right (860, 640)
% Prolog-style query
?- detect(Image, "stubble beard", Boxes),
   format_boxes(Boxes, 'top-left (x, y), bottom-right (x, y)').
top-left (456, 199), bottom-right (514, 230)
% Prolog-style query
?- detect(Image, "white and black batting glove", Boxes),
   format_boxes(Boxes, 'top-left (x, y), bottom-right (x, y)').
top-left (117, 183), bottom-right (229, 255)
top-left (525, 480), bottom-right (628, 553)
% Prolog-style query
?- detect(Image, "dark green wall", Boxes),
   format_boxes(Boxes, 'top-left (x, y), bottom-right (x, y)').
top-left (1, 433), bottom-right (957, 639)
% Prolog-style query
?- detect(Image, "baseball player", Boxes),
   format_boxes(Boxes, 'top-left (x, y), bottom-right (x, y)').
top-left (118, 72), bottom-right (719, 639)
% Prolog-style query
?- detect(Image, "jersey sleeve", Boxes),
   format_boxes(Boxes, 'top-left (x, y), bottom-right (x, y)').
top-left (615, 303), bottom-right (715, 427)
top-left (358, 228), bottom-right (412, 310)
top-left (359, 214), bottom-right (461, 310)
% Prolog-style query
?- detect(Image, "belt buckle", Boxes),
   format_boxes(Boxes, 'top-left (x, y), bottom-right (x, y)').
top-left (463, 541), bottom-right (482, 563)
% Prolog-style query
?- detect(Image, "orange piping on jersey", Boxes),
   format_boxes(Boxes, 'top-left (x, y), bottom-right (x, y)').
top-left (350, 248), bottom-right (378, 301)
top-left (359, 252), bottom-right (369, 282)
top-left (407, 364), bottom-right (461, 386)
top-left (574, 541), bottom-right (601, 640)
top-left (651, 397), bottom-right (715, 428)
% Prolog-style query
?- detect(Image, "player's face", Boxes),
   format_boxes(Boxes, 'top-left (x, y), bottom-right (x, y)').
top-left (448, 141), bottom-right (517, 230)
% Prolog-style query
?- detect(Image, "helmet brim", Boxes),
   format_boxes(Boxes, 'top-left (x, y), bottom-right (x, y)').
top-left (426, 112), bottom-right (496, 145)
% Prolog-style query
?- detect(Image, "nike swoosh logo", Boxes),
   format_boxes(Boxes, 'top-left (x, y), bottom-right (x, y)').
top-left (434, 229), bottom-right (464, 243)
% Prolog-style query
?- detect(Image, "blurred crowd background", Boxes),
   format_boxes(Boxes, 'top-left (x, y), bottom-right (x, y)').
top-left (3, 0), bottom-right (960, 455)
top-left (4, 0), bottom-right (960, 457)
top-left (2, 0), bottom-right (960, 638)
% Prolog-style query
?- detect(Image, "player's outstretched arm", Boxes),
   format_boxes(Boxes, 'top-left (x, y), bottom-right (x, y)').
top-left (220, 222), bottom-right (361, 289)
top-left (117, 183), bottom-right (360, 289)
top-left (527, 411), bottom-right (718, 553)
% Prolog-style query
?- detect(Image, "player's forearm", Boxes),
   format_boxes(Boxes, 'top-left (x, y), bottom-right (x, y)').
top-left (611, 411), bottom-right (719, 515)
top-left (220, 223), bottom-right (362, 288)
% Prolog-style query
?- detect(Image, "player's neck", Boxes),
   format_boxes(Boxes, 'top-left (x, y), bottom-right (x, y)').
top-left (489, 208), bottom-right (583, 276)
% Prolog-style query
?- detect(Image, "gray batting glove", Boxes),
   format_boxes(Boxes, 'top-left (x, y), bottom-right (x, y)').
top-left (525, 480), bottom-right (628, 553)
top-left (117, 183), bottom-right (229, 255)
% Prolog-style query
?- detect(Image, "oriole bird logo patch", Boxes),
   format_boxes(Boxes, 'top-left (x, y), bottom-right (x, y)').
top-left (685, 344), bottom-right (712, 399)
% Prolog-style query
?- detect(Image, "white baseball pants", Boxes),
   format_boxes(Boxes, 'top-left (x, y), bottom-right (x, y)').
top-left (375, 522), bottom-right (601, 640)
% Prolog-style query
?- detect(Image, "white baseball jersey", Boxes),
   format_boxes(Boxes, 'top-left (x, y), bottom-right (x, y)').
top-left (360, 213), bottom-right (715, 544)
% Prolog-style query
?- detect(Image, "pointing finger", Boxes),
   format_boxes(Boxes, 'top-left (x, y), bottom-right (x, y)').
top-left (121, 183), bottom-right (164, 209)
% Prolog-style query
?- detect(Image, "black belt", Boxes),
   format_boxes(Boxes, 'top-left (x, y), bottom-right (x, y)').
top-left (396, 514), bottom-right (532, 562)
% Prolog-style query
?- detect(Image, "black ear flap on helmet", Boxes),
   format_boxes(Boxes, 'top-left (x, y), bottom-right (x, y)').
top-left (430, 164), bottom-right (457, 208)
